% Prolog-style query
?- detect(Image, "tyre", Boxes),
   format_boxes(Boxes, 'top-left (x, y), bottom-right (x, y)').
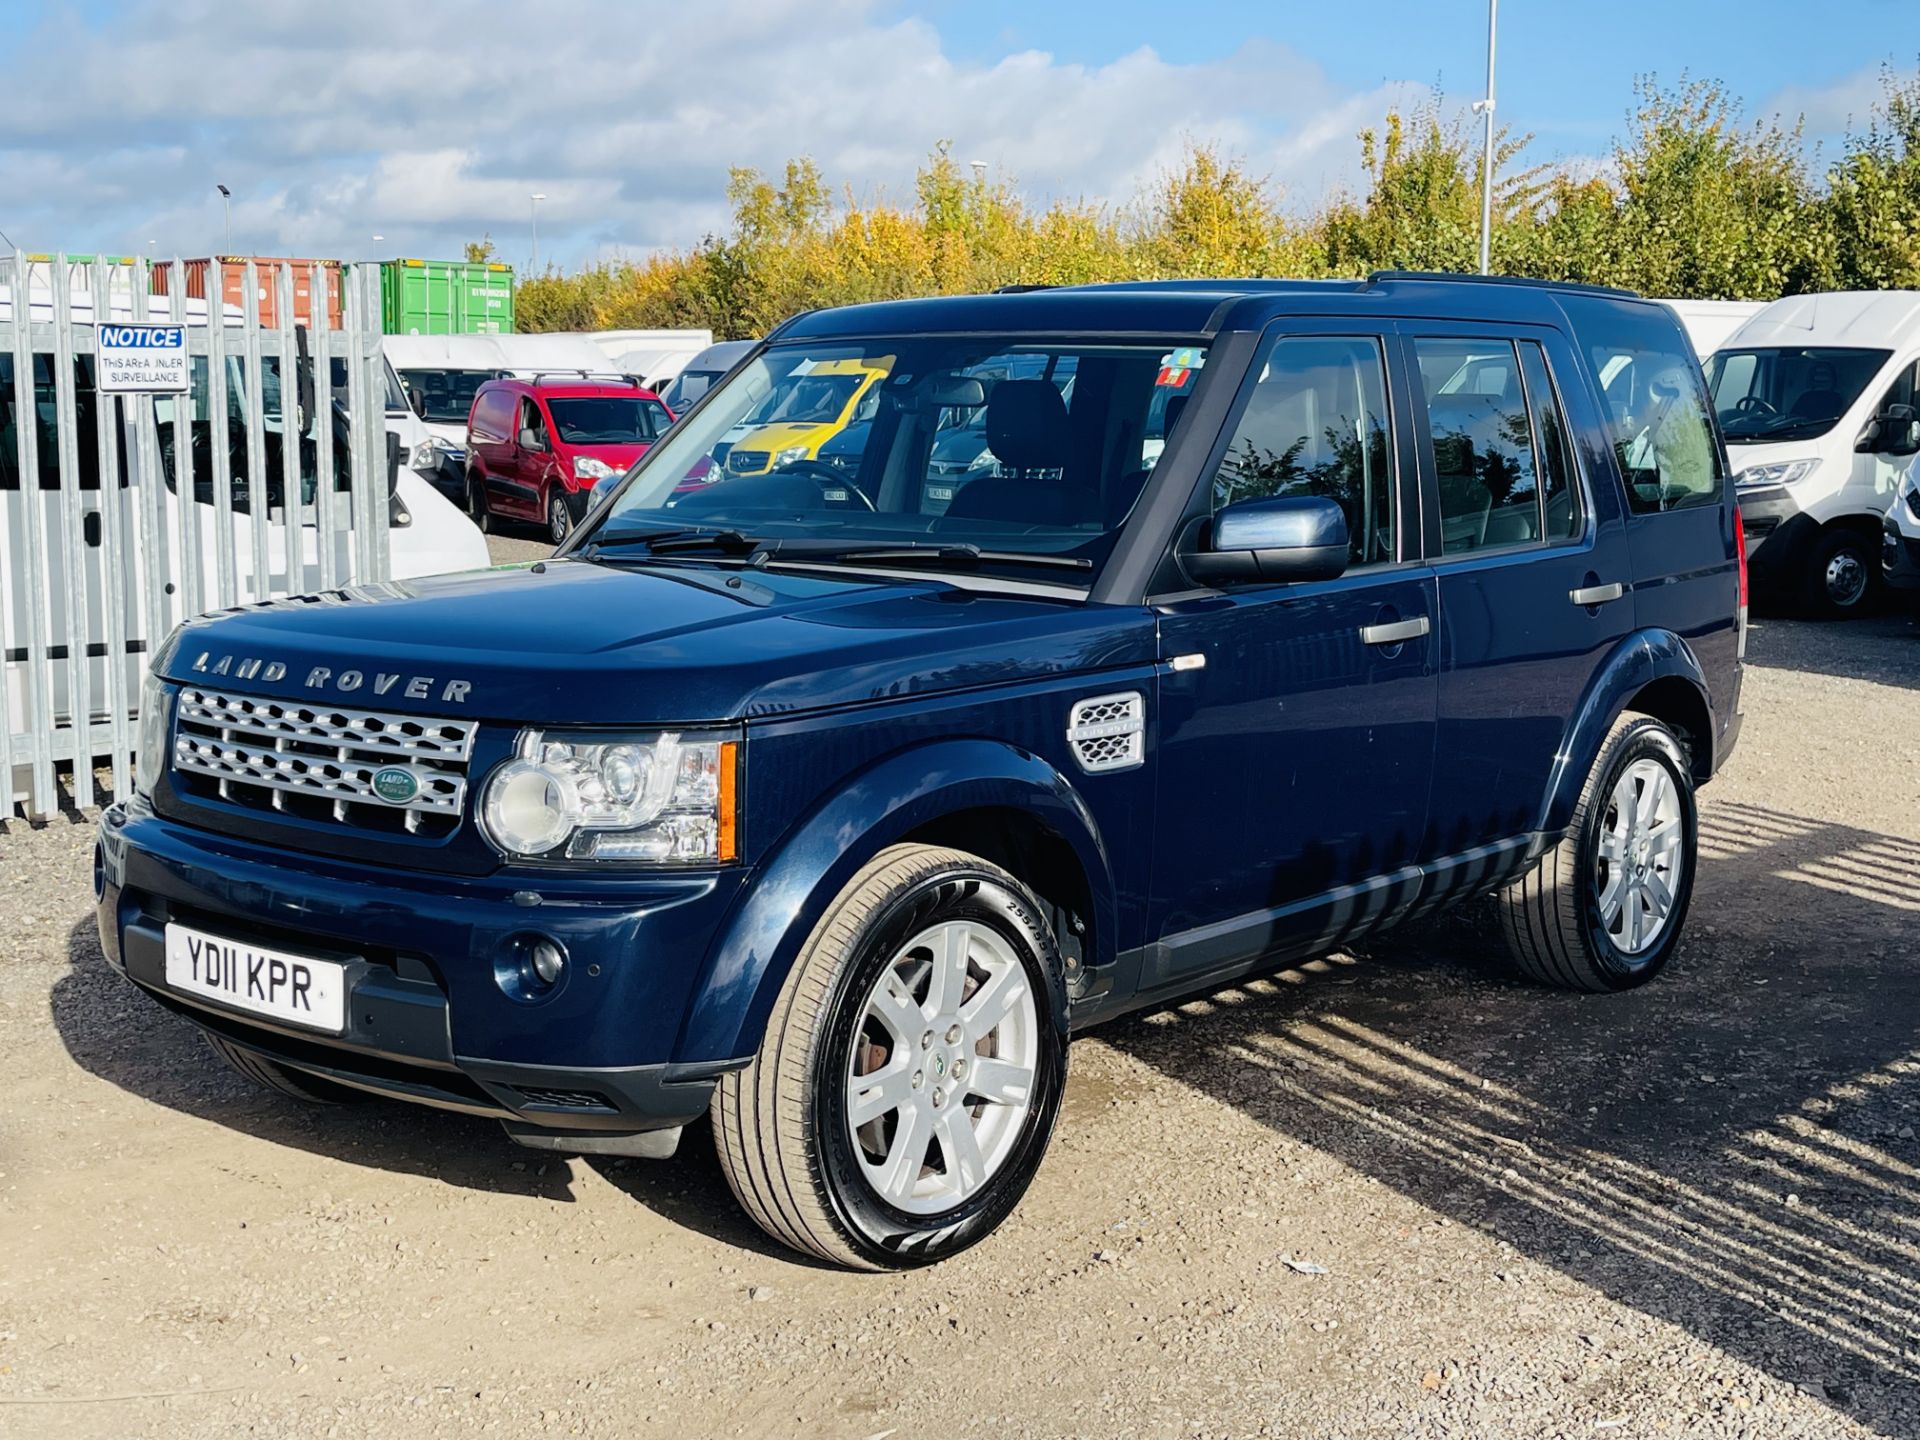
top-left (202, 1030), bottom-right (368, 1105)
top-left (1803, 524), bottom-right (1877, 618)
top-left (1498, 713), bottom-right (1698, 993)
top-left (548, 490), bottom-right (572, 546)
top-left (712, 844), bottom-right (1068, 1270)
top-left (466, 472), bottom-right (494, 535)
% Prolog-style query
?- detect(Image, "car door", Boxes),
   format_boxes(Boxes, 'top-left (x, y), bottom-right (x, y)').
top-left (1401, 324), bottom-right (1635, 885)
top-left (1147, 324), bottom-right (1438, 994)
top-left (506, 395), bottom-right (552, 518)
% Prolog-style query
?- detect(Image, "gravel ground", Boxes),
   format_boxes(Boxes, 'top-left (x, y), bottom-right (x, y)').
top-left (1, 608), bottom-right (1917, 1440)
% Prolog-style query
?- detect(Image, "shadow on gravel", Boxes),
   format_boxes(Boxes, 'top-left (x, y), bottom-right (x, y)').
top-left (1745, 612), bottom-right (1920, 690)
top-left (1102, 799), bottom-right (1920, 1438)
top-left (49, 912), bottom-right (788, 1254)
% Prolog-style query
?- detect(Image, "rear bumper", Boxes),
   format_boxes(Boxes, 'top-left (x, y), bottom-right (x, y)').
top-left (94, 799), bottom-right (750, 1136)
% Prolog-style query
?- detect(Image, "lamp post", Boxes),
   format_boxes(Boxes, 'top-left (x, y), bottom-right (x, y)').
top-left (216, 183), bottom-right (232, 254)
top-left (530, 192), bottom-right (547, 272)
top-left (969, 160), bottom-right (987, 186)
top-left (1471, 0), bottom-right (1497, 275)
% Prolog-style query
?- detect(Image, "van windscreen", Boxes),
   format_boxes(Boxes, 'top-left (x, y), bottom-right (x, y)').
top-left (1706, 347), bottom-right (1891, 444)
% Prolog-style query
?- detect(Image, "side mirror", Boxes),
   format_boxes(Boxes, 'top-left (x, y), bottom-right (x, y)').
top-left (409, 387), bottom-right (427, 419)
top-left (1184, 495), bottom-right (1350, 586)
top-left (517, 426), bottom-right (544, 451)
top-left (1883, 403), bottom-right (1919, 457)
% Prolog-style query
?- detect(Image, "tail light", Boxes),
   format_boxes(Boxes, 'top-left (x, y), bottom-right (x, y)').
top-left (1734, 507), bottom-right (1749, 659)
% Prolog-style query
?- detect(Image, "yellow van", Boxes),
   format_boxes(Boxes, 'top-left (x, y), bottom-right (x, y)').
top-left (718, 357), bottom-right (890, 476)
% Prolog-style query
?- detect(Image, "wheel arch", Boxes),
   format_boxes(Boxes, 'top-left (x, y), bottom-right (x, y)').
top-left (674, 739), bottom-right (1112, 1065)
top-left (1539, 629), bottom-right (1715, 837)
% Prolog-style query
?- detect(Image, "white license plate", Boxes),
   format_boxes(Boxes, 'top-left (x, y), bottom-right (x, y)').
top-left (163, 924), bottom-right (348, 1034)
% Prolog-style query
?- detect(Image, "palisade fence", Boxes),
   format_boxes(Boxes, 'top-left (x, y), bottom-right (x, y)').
top-left (2, 251), bottom-right (394, 822)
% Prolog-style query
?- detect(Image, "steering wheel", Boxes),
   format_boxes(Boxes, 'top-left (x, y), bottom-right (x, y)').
top-left (773, 458), bottom-right (876, 511)
top-left (1734, 396), bottom-right (1777, 417)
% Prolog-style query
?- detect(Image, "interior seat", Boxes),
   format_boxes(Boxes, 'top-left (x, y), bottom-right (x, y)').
top-left (944, 379), bottom-right (1096, 527)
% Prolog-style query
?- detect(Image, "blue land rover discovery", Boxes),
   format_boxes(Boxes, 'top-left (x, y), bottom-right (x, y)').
top-left (96, 275), bottom-right (1743, 1269)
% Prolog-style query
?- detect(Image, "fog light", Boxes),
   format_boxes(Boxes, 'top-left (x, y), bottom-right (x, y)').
top-left (530, 939), bottom-right (566, 986)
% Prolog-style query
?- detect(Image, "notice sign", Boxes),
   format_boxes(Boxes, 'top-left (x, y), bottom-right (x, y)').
top-left (97, 324), bottom-right (189, 393)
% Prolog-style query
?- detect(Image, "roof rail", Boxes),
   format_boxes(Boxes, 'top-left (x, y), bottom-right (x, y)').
top-left (994, 283), bottom-right (1057, 294)
top-left (1366, 269), bottom-right (1642, 300)
top-left (530, 370), bottom-right (642, 386)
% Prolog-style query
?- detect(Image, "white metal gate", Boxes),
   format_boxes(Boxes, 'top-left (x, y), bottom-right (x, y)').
top-left (2, 251), bottom-right (394, 821)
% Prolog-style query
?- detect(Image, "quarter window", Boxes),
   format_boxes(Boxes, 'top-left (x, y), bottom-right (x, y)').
top-left (1212, 335), bottom-right (1396, 569)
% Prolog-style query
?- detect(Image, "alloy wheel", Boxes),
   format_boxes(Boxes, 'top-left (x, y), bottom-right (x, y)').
top-left (845, 919), bottom-right (1039, 1216)
top-left (1594, 756), bottom-right (1686, 955)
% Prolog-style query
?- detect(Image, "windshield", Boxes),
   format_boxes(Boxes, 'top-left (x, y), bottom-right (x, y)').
top-left (1706, 346), bottom-right (1891, 443)
top-left (662, 368), bottom-right (722, 412)
top-left (399, 367), bottom-right (500, 424)
top-left (582, 336), bottom-right (1205, 585)
top-left (546, 395), bottom-right (670, 444)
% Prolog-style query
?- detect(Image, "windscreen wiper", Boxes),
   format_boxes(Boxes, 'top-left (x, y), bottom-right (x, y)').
top-left (578, 528), bottom-right (759, 560)
top-left (756, 540), bottom-right (1093, 572)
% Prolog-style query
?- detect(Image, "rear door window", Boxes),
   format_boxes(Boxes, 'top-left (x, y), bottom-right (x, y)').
top-left (1413, 338), bottom-right (1542, 554)
top-left (1562, 296), bottom-right (1723, 514)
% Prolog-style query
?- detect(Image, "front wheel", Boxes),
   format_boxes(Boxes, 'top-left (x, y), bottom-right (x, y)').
top-left (466, 472), bottom-right (494, 535)
top-left (1803, 525), bottom-right (1877, 618)
top-left (712, 845), bottom-right (1067, 1270)
top-left (1497, 713), bottom-right (1699, 992)
top-left (548, 489), bottom-right (573, 546)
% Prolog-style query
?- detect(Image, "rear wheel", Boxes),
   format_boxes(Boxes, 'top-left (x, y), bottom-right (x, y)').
top-left (1803, 524), bottom-right (1877, 618)
top-left (203, 1031), bottom-right (368, 1105)
top-left (712, 844), bottom-right (1067, 1270)
top-left (466, 472), bottom-right (494, 534)
top-left (1497, 713), bottom-right (1698, 992)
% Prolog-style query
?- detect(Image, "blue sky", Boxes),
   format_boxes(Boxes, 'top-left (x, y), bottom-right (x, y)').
top-left (0, 0), bottom-right (1909, 266)
top-left (919, 0), bottom-right (1909, 163)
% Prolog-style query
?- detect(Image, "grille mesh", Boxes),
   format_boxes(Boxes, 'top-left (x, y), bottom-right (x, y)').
top-left (1067, 691), bottom-right (1144, 774)
top-left (171, 688), bottom-right (477, 837)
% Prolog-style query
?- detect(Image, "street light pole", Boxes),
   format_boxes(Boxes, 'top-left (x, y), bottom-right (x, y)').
top-left (1473, 0), bottom-right (1498, 275)
top-left (530, 193), bottom-right (547, 272)
top-left (216, 183), bottom-right (232, 254)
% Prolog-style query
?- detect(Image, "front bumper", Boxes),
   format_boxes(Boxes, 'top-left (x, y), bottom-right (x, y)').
top-left (1883, 514), bottom-right (1920, 591)
top-left (94, 800), bottom-right (749, 1138)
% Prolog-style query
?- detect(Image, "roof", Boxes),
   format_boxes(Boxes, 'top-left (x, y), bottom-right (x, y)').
top-left (774, 272), bottom-right (1657, 343)
top-left (482, 376), bottom-right (662, 399)
top-left (1723, 291), bottom-right (1920, 352)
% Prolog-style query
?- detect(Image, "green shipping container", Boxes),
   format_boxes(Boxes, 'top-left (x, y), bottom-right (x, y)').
top-left (378, 258), bottom-right (515, 335)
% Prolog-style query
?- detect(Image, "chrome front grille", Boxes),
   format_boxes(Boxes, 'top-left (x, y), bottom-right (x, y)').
top-left (171, 687), bottom-right (478, 837)
top-left (728, 450), bottom-right (768, 474)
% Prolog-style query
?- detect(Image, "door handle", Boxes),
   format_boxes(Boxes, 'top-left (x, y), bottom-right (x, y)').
top-left (1360, 615), bottom-right (1430, 646)
top-left (1569, 581), bottom-right (1627, 607)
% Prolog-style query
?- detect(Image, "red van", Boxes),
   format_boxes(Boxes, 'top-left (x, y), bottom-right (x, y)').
top-left (465, 377), bottom-right (674, 543)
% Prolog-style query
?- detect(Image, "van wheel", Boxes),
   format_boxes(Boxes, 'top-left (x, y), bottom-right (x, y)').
top-left (1803, 525), bottom-right (1876, 617)
top-left (1497, 713), bottom-right (1698, 992)
top-left (712, 845), bottom-right (1068, 1270)
top-left (547, 491), bottom-right (572, 546)
top-left (202, 1031), bottom-right (368, 1106)
top-left (466, 473), bottom-right (494, 534)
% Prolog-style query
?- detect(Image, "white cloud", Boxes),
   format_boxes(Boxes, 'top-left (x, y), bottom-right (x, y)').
top-left (0, 0), bottom-right (1435, 267)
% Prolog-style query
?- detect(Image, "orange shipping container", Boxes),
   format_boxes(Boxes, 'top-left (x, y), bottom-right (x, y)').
top-left (151, 256), bottom-right (344, 328)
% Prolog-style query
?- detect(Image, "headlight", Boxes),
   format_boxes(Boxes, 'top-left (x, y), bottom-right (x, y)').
top-left (1906, 482), bottom-right (1920, 522)
top-left (773, 445), bottom-right (809, 468)
top-left (481, 730), bottom-right (738, 864)
top-left (967, 448), bottom-right (998, 472)
top-left (135, 672), bottom-right (170, 796)
top-left (573, 456), bottom-right (617, 481)
top-left (408, 440), bottom-right (435, 470)
top-left (1735, 459), bottom-right (1819, 489)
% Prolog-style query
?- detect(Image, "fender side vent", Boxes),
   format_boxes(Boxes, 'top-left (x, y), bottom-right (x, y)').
top-left (1068, 691), bottom-right (1144, 773)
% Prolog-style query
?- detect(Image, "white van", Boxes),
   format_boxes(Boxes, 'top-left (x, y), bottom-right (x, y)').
top-left (1655, 299), bottom-right (1767, 359)
top-left (1704, 291), bottom-right (1920, 616)
top-left (385, 332), bottom-right (634, 496)
top-left (4, 281), bottom-right (487, 808)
